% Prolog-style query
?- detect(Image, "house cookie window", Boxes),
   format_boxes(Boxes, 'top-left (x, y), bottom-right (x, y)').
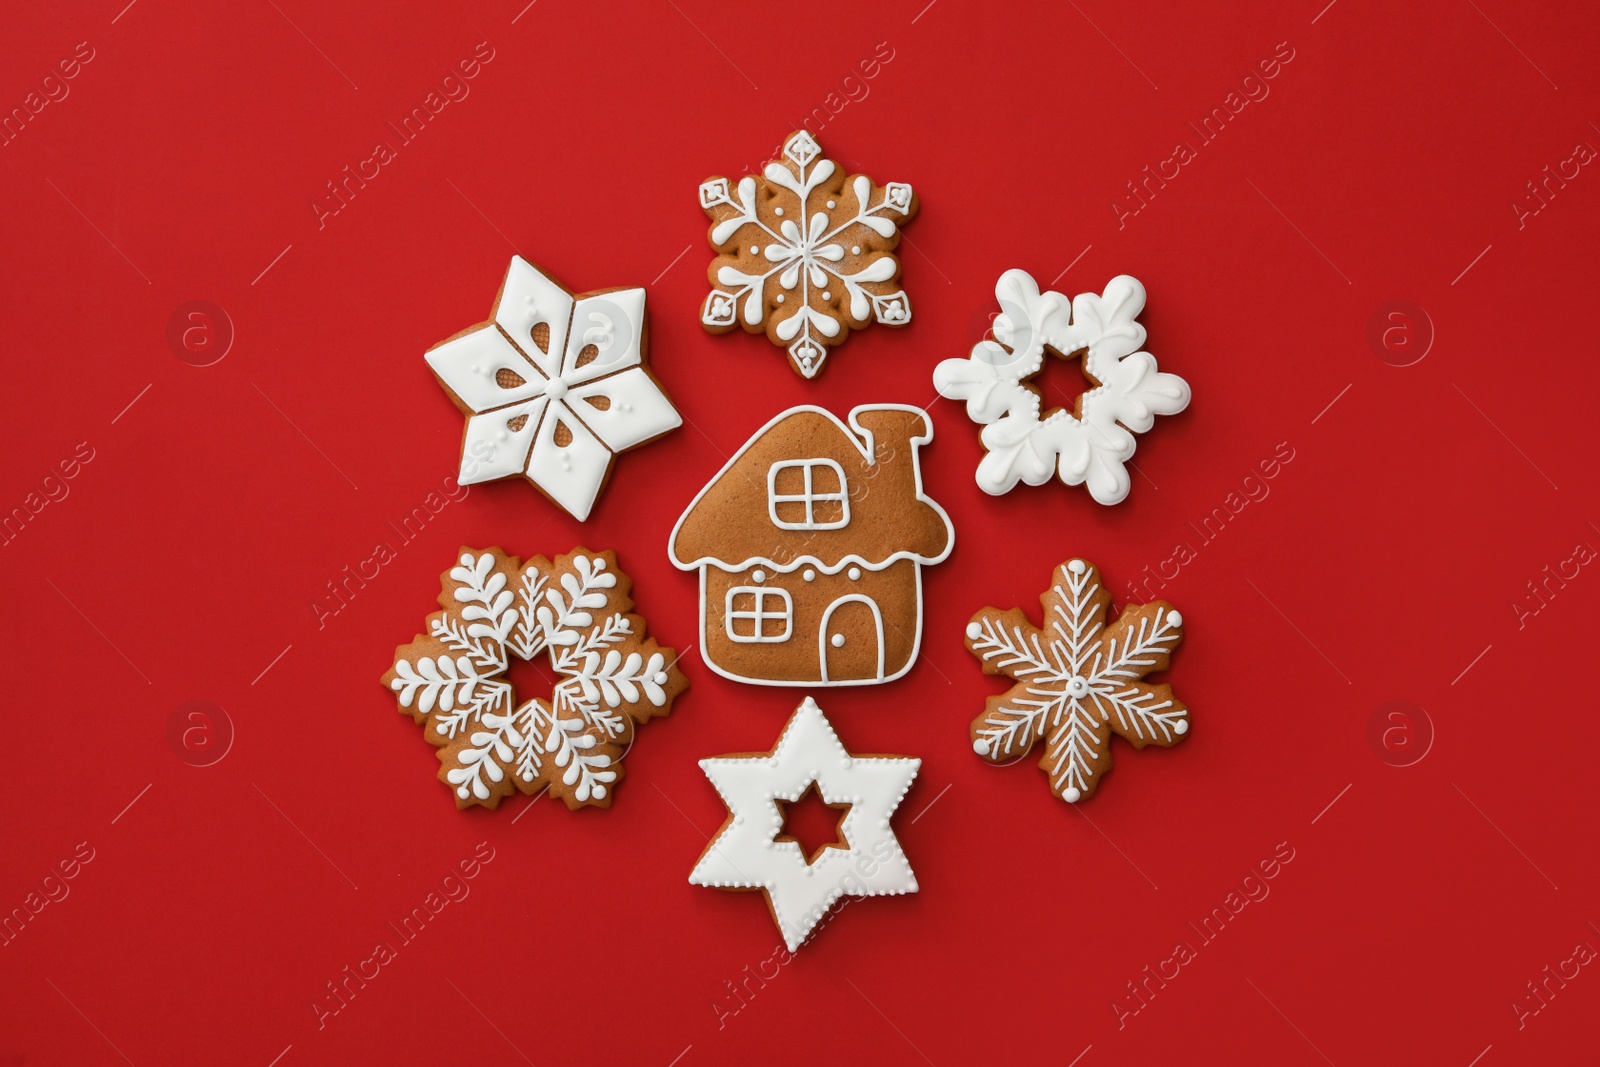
top-left (726, 586), bottom-right (793, 643)
top-left (767, 459), bottom-right (850, 530)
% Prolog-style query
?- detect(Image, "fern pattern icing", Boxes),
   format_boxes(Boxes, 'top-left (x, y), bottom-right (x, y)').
top-left (933, 270), bottom-right (1190, 505)
top-left (382, 546), bottom-right (688, 811)
top-left (962, 558), bottom-right (1190, 803)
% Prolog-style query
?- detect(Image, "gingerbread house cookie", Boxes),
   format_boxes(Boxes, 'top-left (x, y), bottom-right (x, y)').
top-left (669, 404), bottom-right (954, 686)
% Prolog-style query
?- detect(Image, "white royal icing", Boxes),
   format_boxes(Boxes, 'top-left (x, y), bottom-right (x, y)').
top-left (688, 697), bottom-right (920, 950)
top-left (699, 131), bottom-right (915, 378)
top-left (425, 258), bottom-right (681, 520)
top-left (932, 270), bottom-right (1190, 505)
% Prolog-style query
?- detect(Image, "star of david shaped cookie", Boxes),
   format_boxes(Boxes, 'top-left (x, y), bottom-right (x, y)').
top-left (689, 697), bottom-right (920, 950)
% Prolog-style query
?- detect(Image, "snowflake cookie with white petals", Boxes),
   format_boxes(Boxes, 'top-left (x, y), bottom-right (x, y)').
top-left (933, 270), bottom-right (1190, 505)
top-left (425, 257), bottom-right (681, 520)
top-left (382, 546), bottom-right (688, 811)
top-left (689, 697), bottom-right (920, 950)
top-left (699, 131), bottom-right (918, 378)
top-left (963, 558), bottom-right (1189, 803)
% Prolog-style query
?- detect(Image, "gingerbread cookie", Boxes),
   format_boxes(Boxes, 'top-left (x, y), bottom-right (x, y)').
top-left (698, 131), bottom-right (918, 378)
top-left (382, 547), bottom-right (687, 810)
top-left (669, 404), bottom-right (953, 686)
top-left (425, 257), bottom-right (681, 520)
top-left (933, 270), bottom-right (1190, 504)
top-left (689, 696), bottom-right (920, 950)
top-left (962, 558), bottom-right (1188, 802)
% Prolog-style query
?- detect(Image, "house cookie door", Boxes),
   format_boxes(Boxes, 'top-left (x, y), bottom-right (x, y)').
top-left (819, 595), bottom-right (885, 683)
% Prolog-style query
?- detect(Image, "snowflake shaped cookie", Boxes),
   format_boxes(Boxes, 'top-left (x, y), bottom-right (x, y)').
top-left (963, 559), bottom-right (1188, 803)
top-left (933, 270), bottom-right (1190, 505)
top-left (699, 131), bottom-right (918, 378)
top-left (426, 257), bottom-right (681, 520)
top-left (382, 546), bottom-right (688, 810)
top-left (689, 697), bottom-right (920, 950)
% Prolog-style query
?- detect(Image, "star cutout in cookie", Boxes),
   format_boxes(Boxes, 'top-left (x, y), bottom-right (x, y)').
top-left (689, 697), bottom-right (920, 950)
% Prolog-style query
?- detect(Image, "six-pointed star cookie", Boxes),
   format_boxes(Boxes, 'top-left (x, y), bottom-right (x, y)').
top-left (689, 697), bottom-right (920, 950)
top-left (425, 257), bottom-right (682, 520)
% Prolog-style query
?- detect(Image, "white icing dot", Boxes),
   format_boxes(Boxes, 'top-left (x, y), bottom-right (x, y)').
top-left (1167, 610), bottom-right (1184, 627)
top-left (496, 431), bottom-right (508, 442)
top-left (750, 245), bottom-right (759, 254)
top-left (776, 293), bottom-right (785, 303)
top-left (653, 671), bottom-right (668, 685)
top-left (753, 569), bottom-right (766, 583)
top-left (826, 199), bottom-right (836, 208)
top-left (965, 621), bottom-right (982, 640)
top-left (460, 554), bottom-right (473, 566)
top-left (774, 206), bottom-right (784, 216)
top-left (851, 245), bottom-right (861, 255)
top-left (847, 567), bottom-right (861, 580)
top-left (973, 738), bottom-right (990, 756)
top-left (621, 402), bottom-right (633, 413)
top-left (545, 378), bottom-right (567, 400)
top-left (592, 784), bottom-right (606, 799)
top-left (1175, 720), bottom-right (1189, 735)
top-left (1067, 559), bottom-right (1087, 574)
top-left (821, 291), bottom-right (832, 301)
top-left (830, 633), bottom-right (845, 648)
top-left (1063, 787), bottom-right (1082, 802)
top-left (803, 569), bottom-right (816, 581)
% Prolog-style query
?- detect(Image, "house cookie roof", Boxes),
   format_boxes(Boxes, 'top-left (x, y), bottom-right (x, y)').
top-left (669, 405), bottom-right (954, 573)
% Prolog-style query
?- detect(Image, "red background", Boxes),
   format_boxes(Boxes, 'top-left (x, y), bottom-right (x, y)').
top-left (3, 0), bottom-right (1598, 1063)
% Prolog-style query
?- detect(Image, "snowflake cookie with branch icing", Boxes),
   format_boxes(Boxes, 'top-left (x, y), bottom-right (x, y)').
top-left (425, 257), bottom-right (681, 521)
top-left (933, 270), bottom-right (1190, 505)
top-left (689, 696), bottom-right (920, 951)
top-left (382, 546), bottom-right (688, 810)
top-left (698, 131), bottom-right (918, 378)
top-left (963, 558), bottom-right (1188, 803)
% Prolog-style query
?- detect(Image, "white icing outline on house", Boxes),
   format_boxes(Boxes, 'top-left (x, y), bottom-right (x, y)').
top-left (669, 404), bottom-right (955, 688)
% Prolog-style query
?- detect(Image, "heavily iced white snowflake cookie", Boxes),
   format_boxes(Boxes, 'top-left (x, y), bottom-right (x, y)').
top-left (699, 131), bottom-right (918, 378)
top-left (933, 270), bottom-right (1190, 505)
top-left (963, 558), bottom-right (1189, 803)
top-left (689, 697), bottom-right (920, 950)
top-left (425, 257), bottom-right (681, 520)
top-left (382, 546), bottom-right (687, 810)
